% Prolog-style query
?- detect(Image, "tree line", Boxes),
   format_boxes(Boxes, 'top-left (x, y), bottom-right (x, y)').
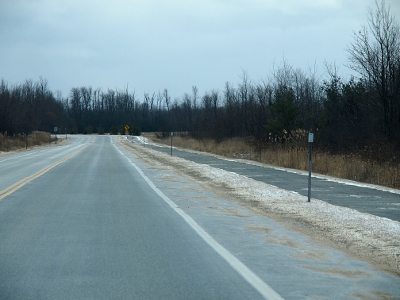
top-left (1, 1), bottom-right (399, 153)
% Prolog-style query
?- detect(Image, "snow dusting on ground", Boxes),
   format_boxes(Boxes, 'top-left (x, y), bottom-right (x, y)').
top-left (122, 137), bottom-right (400, 276)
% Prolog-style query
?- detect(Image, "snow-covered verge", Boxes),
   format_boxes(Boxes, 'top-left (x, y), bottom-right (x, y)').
top-left (120, 139), bottom-right (400, 276)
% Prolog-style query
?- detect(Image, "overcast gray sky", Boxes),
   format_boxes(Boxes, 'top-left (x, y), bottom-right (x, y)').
top-left (1, 0), bottom-right (399, 99)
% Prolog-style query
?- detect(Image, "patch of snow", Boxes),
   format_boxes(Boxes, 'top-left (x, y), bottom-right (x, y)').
top-left (122, 138), bottom-right (400, 274)
top-left (235, 158), bottom-right (400, 195)
top-left (134, 136), bottom-right (400, 195)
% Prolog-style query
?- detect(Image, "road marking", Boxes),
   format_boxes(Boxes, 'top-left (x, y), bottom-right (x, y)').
top-left (0, 145), bottom-right (88, 201)
top-left (113, 140), bottom-right (284, 300)
top-left (0, 151), bottom-right (37, 163)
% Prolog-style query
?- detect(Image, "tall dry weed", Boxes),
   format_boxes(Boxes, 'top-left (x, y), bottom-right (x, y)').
top-left (0, 131), bottom-right (54, 152)
top-left (149, 133), bottom-right (399, 189)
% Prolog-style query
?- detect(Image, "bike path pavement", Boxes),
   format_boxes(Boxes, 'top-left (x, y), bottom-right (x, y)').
top-left (137, 141), bottom-right (400, 223)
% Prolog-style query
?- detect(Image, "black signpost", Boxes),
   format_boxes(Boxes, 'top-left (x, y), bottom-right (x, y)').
top-left (170, 132), bottom-right (173, 156)
top-left (308, 133), bottom-right (314, 202)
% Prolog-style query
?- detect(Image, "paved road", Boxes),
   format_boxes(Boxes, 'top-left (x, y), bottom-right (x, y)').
top-left (0, 136), bottom-right (273, 299)
top-left (131, 137), bottom-right (400, 222)
top-left (0, 136), bottom-right (89, 192)
top-left (1, 135), bottom-right (399, 299)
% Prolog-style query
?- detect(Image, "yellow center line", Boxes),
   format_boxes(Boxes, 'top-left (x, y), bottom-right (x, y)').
top-left (0, 145), bottom-right (89, 201)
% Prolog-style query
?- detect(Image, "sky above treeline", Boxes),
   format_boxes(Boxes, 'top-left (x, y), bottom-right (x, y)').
top-left (1, 0), bottom-right (400, 99)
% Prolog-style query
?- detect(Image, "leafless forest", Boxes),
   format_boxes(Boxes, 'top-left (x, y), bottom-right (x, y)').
top-left (1, 2), bottom-right (399, 158)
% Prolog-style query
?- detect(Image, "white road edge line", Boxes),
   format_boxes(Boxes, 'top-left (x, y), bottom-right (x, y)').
top-left (113, 139), bottom-right (284, 300)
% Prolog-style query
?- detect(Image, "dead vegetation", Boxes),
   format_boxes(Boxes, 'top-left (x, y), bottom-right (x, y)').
top-left (145, 132), bottom-right (400, 189)
top-left (0, 131), bottom-right (58, 152)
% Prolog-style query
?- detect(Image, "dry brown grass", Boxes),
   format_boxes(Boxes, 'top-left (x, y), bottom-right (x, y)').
top-left (0, 131), bottom-right (56, 152)
top-left (147, 133), bottom-right (400, 189)
top-left (262, 146), bottom-right (399, 188)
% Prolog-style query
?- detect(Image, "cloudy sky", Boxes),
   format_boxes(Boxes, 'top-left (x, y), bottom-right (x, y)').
top-left (1, 0), bottom-right (399, 99)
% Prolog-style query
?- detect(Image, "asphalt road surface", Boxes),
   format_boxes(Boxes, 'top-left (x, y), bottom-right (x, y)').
top-left (0, 136), bottom-right (274, 299)
top-left (1, 135), bottom-right (399, 299)
top-left (133, 137), bottom-right (400, 222)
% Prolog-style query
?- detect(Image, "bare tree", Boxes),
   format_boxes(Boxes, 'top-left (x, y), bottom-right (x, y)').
top-left (192, 86), bottom-right (198, 110)
top-left (163, 89), bottom-right (170, 114)
top-left (347, 0), bottom-right (400, 140)
top-left (182, 93), bottom-right (193, 131)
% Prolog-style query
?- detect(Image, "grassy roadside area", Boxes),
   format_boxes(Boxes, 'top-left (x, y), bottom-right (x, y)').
top-left (144, 133), bottom-right (400, 189)
top-left (0, 131), bottom-right (59, 152)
